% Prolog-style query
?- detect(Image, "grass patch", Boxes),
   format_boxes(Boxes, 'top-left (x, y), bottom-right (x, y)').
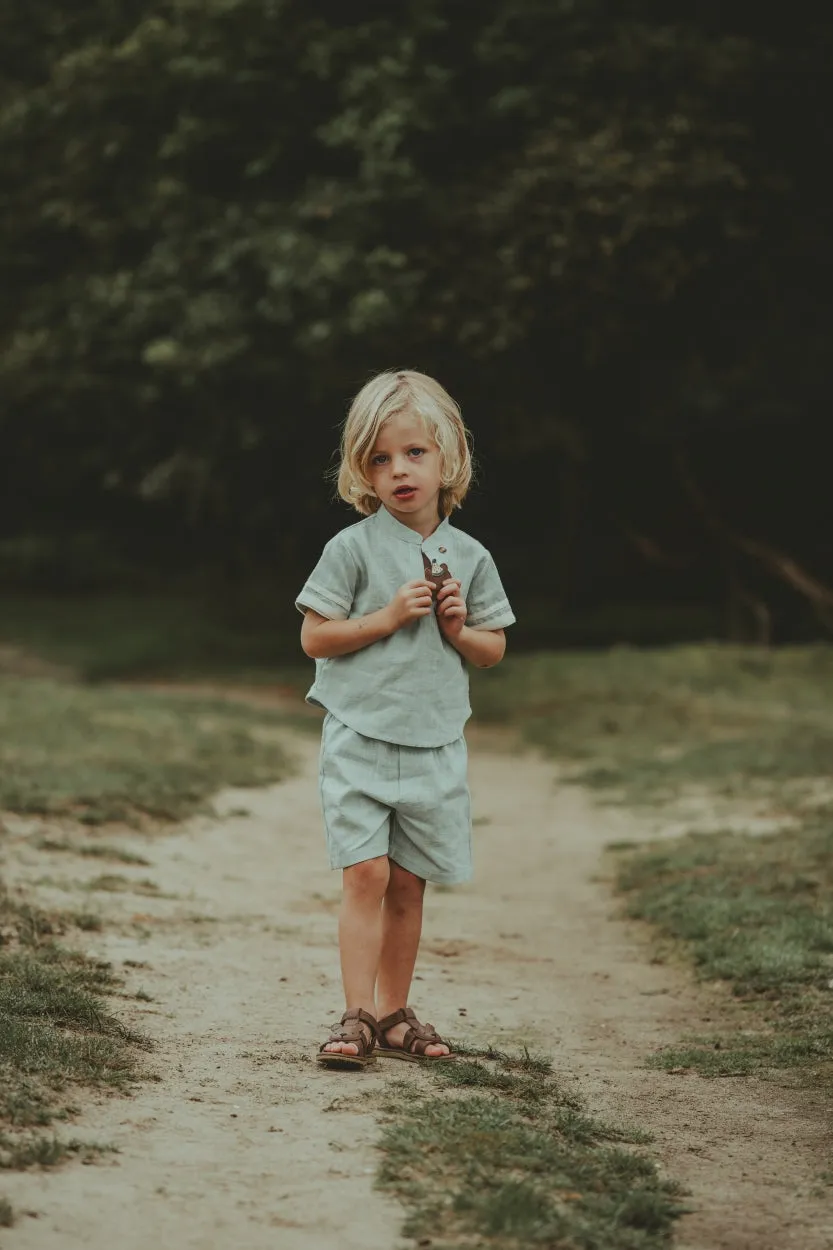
top-left (70, 912), bottom-right (103, 932)
top-left (0, 1134), bottom-right (110, 1170)
top-left (0, 1195), bottom-right (13, 1226)
top-left (0, 887), bottom-right (147, 1170)
top-left (616, 818), bottom-right (833, 1083)
top-left (0, 674), bottom-right (294, 825)
top-left (471, 646), bottom-right (833, 1089)
top-left (0, 591), bottom-right (306, 685)
top-left (36, 839), bottom-right (150, 866)
top-left (378, 1047), bottom-right (684, 1249)
top-left (84, 874), bottom-right (161, 895)
top-left (470, 644), bottom-right (833, 803)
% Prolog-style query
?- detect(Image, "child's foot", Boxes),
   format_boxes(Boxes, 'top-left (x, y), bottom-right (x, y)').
top-left (377, 1007), bottom-right (455, 1061)
top-left (317, 1008), bottom-right (378, 1069)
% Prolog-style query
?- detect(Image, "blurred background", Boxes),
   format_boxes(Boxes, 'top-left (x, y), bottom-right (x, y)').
top-left (1, 1), bottom-right (830, 673)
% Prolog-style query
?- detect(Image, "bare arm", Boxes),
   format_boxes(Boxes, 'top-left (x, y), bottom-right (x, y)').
top-left (435, 578), bottom-right (506, 668)
top-left (301, 607), bottom-right (395, 658)
top-left (447, 625), bottom-right (506, 668)
top-left (300, 578), bottom-right (435, 659)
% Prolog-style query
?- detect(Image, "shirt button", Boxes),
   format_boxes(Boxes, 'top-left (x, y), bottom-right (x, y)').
top-left (438, 546), bottom-right (447, 553)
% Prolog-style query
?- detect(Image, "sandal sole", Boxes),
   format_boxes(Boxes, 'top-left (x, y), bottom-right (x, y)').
top-left (316, 1052), bottom-right (377, 1070)
top-left (375, 1047), bottom-right (456, 1064)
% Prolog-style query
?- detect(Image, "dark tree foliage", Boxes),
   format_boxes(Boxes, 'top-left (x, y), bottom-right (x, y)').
top-left (0, 1), bottom-right (830, 638)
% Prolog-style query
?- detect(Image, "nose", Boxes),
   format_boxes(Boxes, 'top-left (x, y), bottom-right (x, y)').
top-left (391, 455), bottom-right (409, 477)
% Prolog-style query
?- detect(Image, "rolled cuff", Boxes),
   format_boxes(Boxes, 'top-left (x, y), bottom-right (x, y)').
top-left (467, 598), bottom-right (516, 630)
top-left (295, 581), bottom-right (351, 620)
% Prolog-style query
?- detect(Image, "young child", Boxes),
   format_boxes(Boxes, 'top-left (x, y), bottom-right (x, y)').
top-left (295, 370), bottom-right (515, 1068)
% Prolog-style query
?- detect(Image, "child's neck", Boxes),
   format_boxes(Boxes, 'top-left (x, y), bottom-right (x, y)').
top-left (387, 503), bottom-right (443, 540)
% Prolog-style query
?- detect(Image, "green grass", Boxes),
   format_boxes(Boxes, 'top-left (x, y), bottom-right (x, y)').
top-left (82, 874), bottom-right (160, 895)
top-left (0, 1133), bottom-right (111, 1170)
top-left (0, 591), bottom-right (306, 684)
top-left (0, 887), bottom-right (147, 1171)
top-left (70, 912), bottom-right (103, 932)
top-left (35, 838), bottom-right (151, 865)
top-left (0, 601), bottom-right (308, 1199)
top-left (470, 644), bottom-right (833, 803)
top-left (0, 675), bottom-right (295, 825)
top-left (614, 818), bottom-right (833, 1083)
top-left (378, 1047), bottom-right (685, 1249)
top-left (0, 622), bottom-right (306, 1187)
top-left (471, 644), bottom-right (833, 1088)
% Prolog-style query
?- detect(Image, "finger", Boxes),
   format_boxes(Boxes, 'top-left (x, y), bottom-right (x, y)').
top-left (437, 582), bottom-right (461, 600)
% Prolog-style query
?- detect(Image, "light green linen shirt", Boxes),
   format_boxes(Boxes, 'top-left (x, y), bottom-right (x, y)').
top-left (295, 505), bottom-right (516, 747)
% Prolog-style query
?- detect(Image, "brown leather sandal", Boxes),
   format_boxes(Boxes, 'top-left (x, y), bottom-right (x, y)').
top-left (316, 1007), bottom-right (379, 1070)
top-left (376, 1007), bottom-right (457, 1063)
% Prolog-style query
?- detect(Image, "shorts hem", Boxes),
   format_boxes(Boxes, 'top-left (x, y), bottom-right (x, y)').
top-left (389, 851), bottom-right (472, 887)
top-left (329, 848), bottom-right (389, 871)
top-left (328, 850), bottom-right (472, 887)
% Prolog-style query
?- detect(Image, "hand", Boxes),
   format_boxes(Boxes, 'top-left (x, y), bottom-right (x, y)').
top-left (386, 579), bottom-right (435, 631)
top-left (436, 579), bottom-right (467, 639)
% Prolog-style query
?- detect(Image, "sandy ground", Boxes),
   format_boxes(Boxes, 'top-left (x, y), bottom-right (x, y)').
top-left (1, 724), bottom-right (831, 1250)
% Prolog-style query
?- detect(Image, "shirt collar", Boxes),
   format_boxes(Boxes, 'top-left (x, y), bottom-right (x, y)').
top-left (375, 504), bottom-right (451, 547)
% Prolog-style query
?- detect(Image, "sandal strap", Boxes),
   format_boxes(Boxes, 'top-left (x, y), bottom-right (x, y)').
top-left (379, 1007), bottom-right (451, 1056)
top-left (402, 1020), bottom-right (445, 1055)
top-left (377, 1006), bottom-right (415, 1032)
top-left (320, 1007), bottom-right (379, 1056)
top-left (346, 1007), bottom-right (380, 1042)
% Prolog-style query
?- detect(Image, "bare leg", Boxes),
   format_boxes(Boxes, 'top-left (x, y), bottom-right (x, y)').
top-left (377, 861), bottom-right (425, 1016)
top-left (323, 855), bottom-right (390, 1055)
top-left (376, 860), bottom-right (449, 1057)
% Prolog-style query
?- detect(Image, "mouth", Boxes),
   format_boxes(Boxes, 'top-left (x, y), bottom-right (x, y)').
top-left (393, 486), bottom-right (417, 500)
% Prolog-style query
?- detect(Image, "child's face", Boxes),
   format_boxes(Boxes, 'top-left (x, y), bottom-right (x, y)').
top-left (368, 411), bottom-right (443, 526)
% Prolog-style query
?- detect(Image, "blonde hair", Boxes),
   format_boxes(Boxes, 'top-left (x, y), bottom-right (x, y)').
top-left (336, 370), bottom-right (472, 517)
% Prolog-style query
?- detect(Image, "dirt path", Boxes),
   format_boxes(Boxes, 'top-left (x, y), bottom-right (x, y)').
top-left (2, 729), bottom-right (831, 1250)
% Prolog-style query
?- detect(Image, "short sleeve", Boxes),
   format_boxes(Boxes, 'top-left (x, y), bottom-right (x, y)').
top-left (466, 550), bottom-right (516, 630)
top-left (295, 534), bottom-right (358, 620)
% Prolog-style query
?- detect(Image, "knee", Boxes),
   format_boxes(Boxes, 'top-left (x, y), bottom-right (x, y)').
top-left (343, 856), bottom-right (390, 901)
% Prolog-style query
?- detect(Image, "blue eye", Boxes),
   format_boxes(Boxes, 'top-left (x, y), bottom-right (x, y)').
top-left (370, 454), bottom-right (388, 466)
top-left (408, 448), bottom-right (425, 458)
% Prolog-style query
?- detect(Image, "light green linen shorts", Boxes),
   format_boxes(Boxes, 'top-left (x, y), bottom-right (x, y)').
top-left (319, 713), bottom-right (472, 885)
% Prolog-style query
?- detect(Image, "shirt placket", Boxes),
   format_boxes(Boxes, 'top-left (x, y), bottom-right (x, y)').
top-left (421, 537), bottom-right (453, 591)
